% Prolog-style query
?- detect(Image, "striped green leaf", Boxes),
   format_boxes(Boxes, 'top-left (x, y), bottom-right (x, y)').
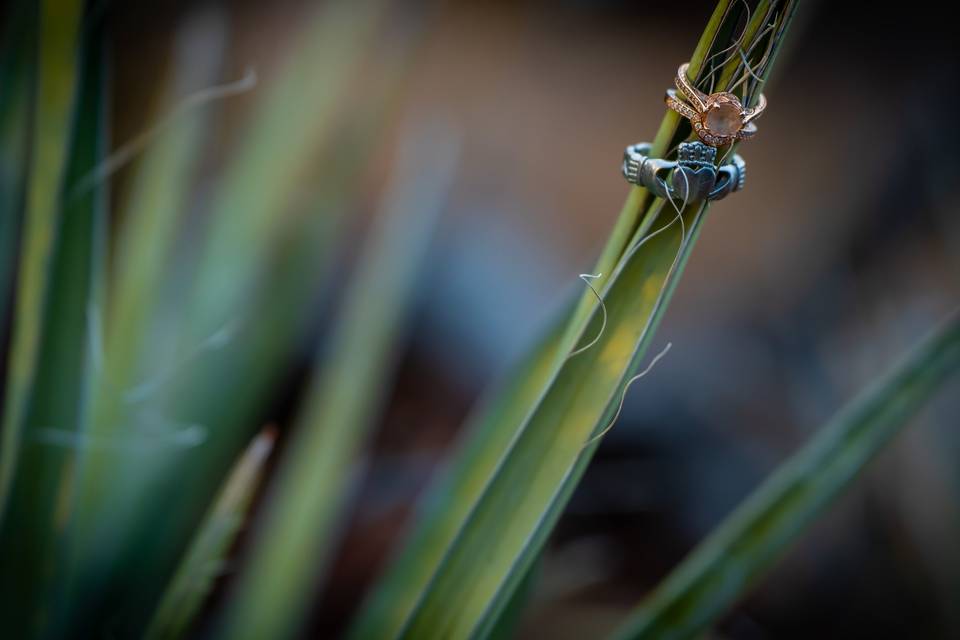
top-left (0, 20), bottom-right (108, 637)
top-left (144, 429), bottom-right (276, 640)
top-left (347, 315), bottom-right (567, 639)
top-left (349, 2), bottom-right (799, 637)
top-left (0, 0), bottom-right (85, 522)
top-left (612, 313), bottom-right (960, 640)
top-left (220, 123), bottom-right (458, 640)
top-left (0, 1), bottom-right (37, 329)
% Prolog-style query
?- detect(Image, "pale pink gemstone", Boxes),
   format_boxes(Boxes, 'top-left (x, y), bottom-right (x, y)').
top-left (704, 103), bottom-right (742, 136)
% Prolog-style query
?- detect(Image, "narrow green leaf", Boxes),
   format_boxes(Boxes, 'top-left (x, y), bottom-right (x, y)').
top-left (612, 313), bottom-right (960, 640)
top-left (75, 12), bottom-right (227, 536)
top-left (183, 0), bottom-right (387, 343)
top-left (352, 3), bottom-right (799, 638)
top-left (0, 1), bottom-right (37, 328)
top-left (144, 428), bottom-right (276, 640)
top-left (69, 0), bottom-right (387, 566)
top-left (553, 0), bottom-right (735, 364)
top-left (485, 556), bottom-right (542, 640)
top-left (399, 199), bottom-right (706, 639)
top-left (57, 14), bottom-right (234, 633)
top-left (0, 23), bottom-right (107, 637)
top-left (347, 2), bottom-right (739, 632)
top-left (0, 0), bottom-right (84, 522)
top-left (220, 124), bottom-right (458, 640)
top-left (347, 313), bottom-right (566, 639)
top-left (64, 4), bottom-right (389, 633)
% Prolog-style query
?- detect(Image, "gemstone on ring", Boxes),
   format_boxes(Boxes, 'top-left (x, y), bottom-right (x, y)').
top-left (665, 63), bottom-right (767, 147)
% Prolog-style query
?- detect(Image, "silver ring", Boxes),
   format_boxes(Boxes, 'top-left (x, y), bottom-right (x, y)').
top-left (621, 140), bottom-right (746, 203)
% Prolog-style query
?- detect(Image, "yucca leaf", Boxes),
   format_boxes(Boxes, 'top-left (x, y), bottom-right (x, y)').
top-left (71, 0), bottom-right (387, 522)
top-left (144, 428), bottom-right (276, 640)
top-left (0, 18), bottom-right (107, 636)
top-left (347, 0), bottom-right (734, 631)
top-left (182, 0), bottom-right (386, 343)
top-left (611, 312), bottom-right (960, 640)
top-left (347, 314), bottom-right (566, 639)
top-left (71, 10), bottom-right (228, 548)
top-left (350, 2), bottom-right (799, 638)
top-left (486, 555), bottom-right (543, 640)
top-left (0, 1), bottom-right (37, 330)
top-left (219, 123), bottom-right (458, 640)
top-left (57, 14), bottom-right (235, 633)
top-left (0, 0), bottom-right (84, 520)
top-left (399, 197), bottom-right (705, 639)
top-left (554, 0), bottom-right (735, 351)
top-left (66, 3), bottom-right (395, 632)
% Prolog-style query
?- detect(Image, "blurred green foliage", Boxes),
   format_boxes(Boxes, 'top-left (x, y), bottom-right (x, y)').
top-left (0, 2), bottom-right (956, 639)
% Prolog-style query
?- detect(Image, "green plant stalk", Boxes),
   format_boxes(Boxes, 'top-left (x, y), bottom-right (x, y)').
top-left (144, 429), bottom-right (276, 640)
top-left (0, 0), bottom-right (84, 523)
top-left (347, 5), bottom-right (735, 637)
top-left (108, 73), bottom-right (402, 640)
top-left (95, 70), bottom-right (220, 451)
top-left (63, 4), bottom-right (392, 634)
top-left (0, 1), bottom-right (37, 332)
top-left (70, 15), bottom-right (227, 563)
top-left (0, 29), bottom-right (107, 638)
top-left (554, 0), bottom-right (733, 364)
top-left (469, 205), bottom-right (709, 640)
top-left (57, 19), bottom-right (233, 633)
top-left (219, 124), bottom-right (458, 640)
top-left (486, 555), bottom-right (542, 640)
top-left (396, 196), bottom-right (706, 638)
top-left (181, 0), bottom-right (387, 344)
top-left (349, 3), bottom-right (799, 638)
top-left (347, 314), bottom-right (567, 639)
top-left (73, 0), bottom-right (386, 515)
top-left (612, 312), bottom-right (960, 640)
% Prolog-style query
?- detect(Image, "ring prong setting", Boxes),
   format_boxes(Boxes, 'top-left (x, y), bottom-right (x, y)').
top-left (667, 63), bottom-right (767, 147)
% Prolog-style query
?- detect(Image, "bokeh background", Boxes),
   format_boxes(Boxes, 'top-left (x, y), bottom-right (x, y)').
top-left (55, 1), bottom-right (960, 637)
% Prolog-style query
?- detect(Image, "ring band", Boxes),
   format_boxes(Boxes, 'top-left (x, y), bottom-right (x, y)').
top-left (621, 141), bottom-right (746, 202)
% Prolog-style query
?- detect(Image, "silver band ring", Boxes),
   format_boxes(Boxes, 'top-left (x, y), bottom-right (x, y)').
top-left (621, 140), bottom-right (746, 203)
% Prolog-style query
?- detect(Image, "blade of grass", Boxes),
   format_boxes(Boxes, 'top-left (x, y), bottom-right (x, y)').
top-left (611, 312), bottom-right (960, 640)
top-left (144, 428), bottom-right (276, 640)
top-left (0, 0), bottom-right (84, 522)
top-left (219, 121), bottom-right (459, 640)
top-left (0, 24), bottom-right (107, 637)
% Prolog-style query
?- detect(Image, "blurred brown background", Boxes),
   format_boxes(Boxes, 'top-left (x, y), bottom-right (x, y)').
top-left (91, 0), bottom-right (960, 637)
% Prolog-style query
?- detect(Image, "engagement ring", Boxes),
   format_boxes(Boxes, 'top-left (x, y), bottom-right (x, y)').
top-left (665, 63), bottom-right (766, 147)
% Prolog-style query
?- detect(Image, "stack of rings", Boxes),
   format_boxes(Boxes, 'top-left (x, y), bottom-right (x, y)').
top-left (620, 61), bottom-right (764, 202)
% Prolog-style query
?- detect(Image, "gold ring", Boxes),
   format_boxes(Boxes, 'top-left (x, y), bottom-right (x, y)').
top-left (665, 63), bottom-right (767, 147)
